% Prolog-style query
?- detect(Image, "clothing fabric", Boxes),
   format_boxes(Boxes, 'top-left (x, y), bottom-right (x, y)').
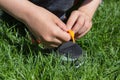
top-left (29, 0), bottom-right (75, 20)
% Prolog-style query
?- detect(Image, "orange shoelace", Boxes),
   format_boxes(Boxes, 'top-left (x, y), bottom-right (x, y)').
top-left (67, 30), bottom-right (75, 43)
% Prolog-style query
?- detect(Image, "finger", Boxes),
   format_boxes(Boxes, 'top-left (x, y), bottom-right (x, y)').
top-left (76, 22), bottom-right (92, 39)
top-left (56, 29), bottom-right (71, 42)
top-left (72, 16), bottom-right (85, 33)
top-left (56, 18), bottom-right (68, 31)
top-left (78, 19), bottom-right (91, 34)
top-left (66, 11), bottom-right (80, 29)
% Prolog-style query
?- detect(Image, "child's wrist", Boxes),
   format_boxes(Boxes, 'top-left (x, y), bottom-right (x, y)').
top-left (21, 2), bottom-right (42, 24)
top-left (78, 0), bottom-right (101, 20)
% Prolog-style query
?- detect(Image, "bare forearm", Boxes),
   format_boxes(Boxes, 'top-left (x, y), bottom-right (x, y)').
top-left (78, 0), bottom-right (101, 19)
top-left (0, 0), bottom-right (35, 22)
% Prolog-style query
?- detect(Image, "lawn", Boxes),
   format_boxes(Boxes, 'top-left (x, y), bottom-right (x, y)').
top-left (0, 0), bottom-right (120, 80)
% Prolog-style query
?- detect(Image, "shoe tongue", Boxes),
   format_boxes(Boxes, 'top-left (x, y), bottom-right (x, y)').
top-left (57, 41), bottom-right (82, 59)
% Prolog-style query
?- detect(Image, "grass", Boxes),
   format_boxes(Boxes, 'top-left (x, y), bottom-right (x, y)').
top-left (0, 0), bottom-right (120, 80)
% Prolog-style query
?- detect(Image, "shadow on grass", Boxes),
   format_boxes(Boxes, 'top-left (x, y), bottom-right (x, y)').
top-left (0, 11), bottom-right (55, 57)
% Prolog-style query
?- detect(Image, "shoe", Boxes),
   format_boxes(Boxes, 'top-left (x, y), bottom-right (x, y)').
top-left (36, 41), bottom-right (84, 68)
top-left (57, 41), bottom-right (83, 68)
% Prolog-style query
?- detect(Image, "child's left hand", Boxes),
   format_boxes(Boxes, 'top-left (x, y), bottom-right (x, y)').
top-left (66, 10), bottom-right (92, 39)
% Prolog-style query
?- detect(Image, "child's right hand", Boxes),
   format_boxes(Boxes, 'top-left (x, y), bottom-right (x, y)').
top-left (0, 0), bottom-right (71, 48)
top-left (24, 6), bottom-right (71, 48)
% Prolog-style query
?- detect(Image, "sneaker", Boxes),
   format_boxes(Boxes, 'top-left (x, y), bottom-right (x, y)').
top-left (37, 41), bottom-right (84, 68)
top-left (57, 41), bottom-right (83, 68)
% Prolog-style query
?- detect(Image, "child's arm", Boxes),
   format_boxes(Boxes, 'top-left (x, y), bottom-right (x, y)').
top-left (66, 0), bottom-right (101, 39)
top-left (0, 0), bottom-right (71, 47)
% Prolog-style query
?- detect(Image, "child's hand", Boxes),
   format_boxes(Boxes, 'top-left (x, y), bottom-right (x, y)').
top-left (66, 10), bottom-right (92, 39)
top-left (25, 7), bottom-right (71, 48)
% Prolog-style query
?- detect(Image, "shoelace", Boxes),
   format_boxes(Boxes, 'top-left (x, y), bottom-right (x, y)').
top-left (67, 30), bottom-right (75, 43)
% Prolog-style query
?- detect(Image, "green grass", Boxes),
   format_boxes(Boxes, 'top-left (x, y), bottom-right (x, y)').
top-left (0, 1), bottom-right (120, 80)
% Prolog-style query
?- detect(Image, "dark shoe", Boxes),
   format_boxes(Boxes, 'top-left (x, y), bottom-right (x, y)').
top-left (39, 41), bottom-right (84, 68)
top-left (57, 41), bottom-right (83, 68)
